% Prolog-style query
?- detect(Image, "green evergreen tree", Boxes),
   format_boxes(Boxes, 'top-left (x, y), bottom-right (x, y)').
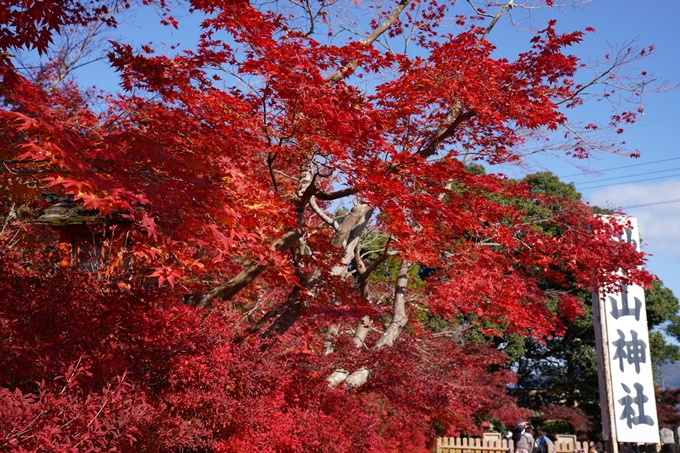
top-left (512, 172), bottom-right (680, 436)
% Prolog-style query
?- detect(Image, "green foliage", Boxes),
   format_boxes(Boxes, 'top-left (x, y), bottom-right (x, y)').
top-left (523, 172), bottom-right (581, 201)
top-left (645, 280), bottom-right (680, 375)
top-left (497, 333), bottom-right (526, 364)
top-left (646, 280), bottom-right (680, 340)
top-left (516, 172), bottom-right (581, 237)
top-left (541, 419), bottom-right (573, 435)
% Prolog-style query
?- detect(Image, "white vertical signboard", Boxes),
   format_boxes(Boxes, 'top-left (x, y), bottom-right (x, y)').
top-left (595, 217), bottom-right (659, 444)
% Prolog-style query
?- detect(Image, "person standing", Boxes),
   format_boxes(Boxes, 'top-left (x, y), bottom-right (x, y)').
top-left (512, 421), bottom-right (534, 453)
top-left (535, 427), bottom-right (552, 453)
top-left (525, 427), bottom-right (536, 453)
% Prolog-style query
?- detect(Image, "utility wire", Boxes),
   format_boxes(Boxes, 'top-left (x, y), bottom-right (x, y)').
top-left (560, 117), bottom-right (680, 178)
top-left (622, 198), bottom-right (680, 209)
top-left (554, 115), bottom-right (680, 207)
top-left (561, 156), bottom-right (680, 178)
top-left (575, 166), bottom-right (680, 186)
top-left (626, 115), bottom-right (680, 130)
top-left (578, 172), bottom-right (680, 190)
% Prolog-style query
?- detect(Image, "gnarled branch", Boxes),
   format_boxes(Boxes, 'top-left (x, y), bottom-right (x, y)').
top-left (183, 230), bottom-right (301, 308)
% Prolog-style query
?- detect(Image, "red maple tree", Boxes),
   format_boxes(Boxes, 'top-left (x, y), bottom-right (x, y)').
top-left (656, 388), bottom-right (680, 429)
top-left (0, 0), bottom-right (660, 450)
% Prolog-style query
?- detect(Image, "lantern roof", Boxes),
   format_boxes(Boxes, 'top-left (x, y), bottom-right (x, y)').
top-left (34, 194), bottom-right (131, 226)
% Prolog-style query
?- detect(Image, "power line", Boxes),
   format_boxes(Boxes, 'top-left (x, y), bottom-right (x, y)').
top-left (575, 166), bottom-right (680, 186)
top-left (626, 115), bottom-right (680, 130)
top-left (561, 156), bottom-right (680, 178)
top-left (578, 172), bottom-right (680, 190)
top-left (622, 198), bottom-right (680, 209)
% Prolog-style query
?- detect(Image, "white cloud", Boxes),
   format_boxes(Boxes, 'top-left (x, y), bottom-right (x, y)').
top-left (586, 181), bottom-right (680, 258)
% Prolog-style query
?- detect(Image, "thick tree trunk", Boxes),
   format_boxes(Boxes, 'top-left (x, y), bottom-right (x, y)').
top-left (352, 316), bottom-right (372, 349)
top-left (330, 204), bottom-right (373, 249)
top-left (328, 259), bottom-right (413, 388)
top-left (330, 203), bottom-right (373, 280)
top-left (374, 260), bottom-right (412, 349)
top-left (325, 205), bottom-right (374, 351)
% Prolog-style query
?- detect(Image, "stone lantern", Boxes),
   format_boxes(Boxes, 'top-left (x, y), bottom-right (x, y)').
top-left (35, 195), bottom-right (132, 272)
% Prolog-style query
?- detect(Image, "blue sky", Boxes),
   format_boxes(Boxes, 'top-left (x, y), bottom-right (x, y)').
top-left (569, 1), bottom-right (680, 309)
top-left (61, 0), bottom-right (680, 308)
top-left (488, 1), bottom-right (680, 308)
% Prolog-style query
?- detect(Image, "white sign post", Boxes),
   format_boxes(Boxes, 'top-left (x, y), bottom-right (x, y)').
top-left (593, 217), bottom-right (659, 448)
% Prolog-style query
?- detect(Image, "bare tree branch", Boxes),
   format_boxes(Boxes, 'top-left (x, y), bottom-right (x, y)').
top-left (315, 187), bottom-right (358, 201)
top-left (480, 0), bottom-right (515, 41)
top-left (309, 196), bottom-right (339, 230)
top-left (325, 0), bottom-right (413, 83)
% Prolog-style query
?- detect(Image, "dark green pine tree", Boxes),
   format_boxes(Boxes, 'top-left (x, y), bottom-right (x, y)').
top-left (511, 172), bottom-right (680, 437)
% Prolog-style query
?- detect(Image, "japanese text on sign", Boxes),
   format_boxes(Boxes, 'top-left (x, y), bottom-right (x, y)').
top-left (598, 217), bottom-right (658, 443)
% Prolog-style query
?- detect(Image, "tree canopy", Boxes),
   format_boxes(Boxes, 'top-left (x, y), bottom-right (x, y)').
top-left (0, 0), bottom-right (666, 450)
top-left (511, 172), bottom-right (680, 438)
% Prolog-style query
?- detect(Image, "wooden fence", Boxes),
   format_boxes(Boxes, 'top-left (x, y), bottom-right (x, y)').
top-left (436, 437), bottom-right (513, 453)
top-left (436, 436), bottom-right (592, 453)
top-left (553, 439), bottom-right (591, 453)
